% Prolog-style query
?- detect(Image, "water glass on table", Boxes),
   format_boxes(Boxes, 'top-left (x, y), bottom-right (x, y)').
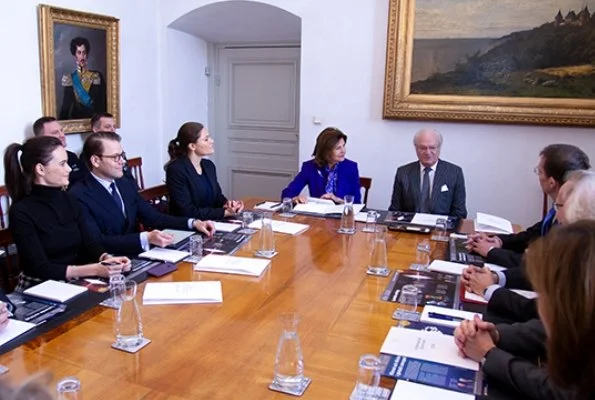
top-left (362, 211), bottom-right (378, 233)
top-left (56, 376), bottom-right (81, 400)
top-left (394, 284), bottom-right (419, 327)
top-left (255, 212), bottom-right (275, 257)
top-left (367, 225), bottom-right (390, 276)
top-left (410, 239), bottom-right (431, 271)
top-left (279, 197), bottom-right (295, 218)
top-left (338, 195), bottom-right (356, 234)
top-left (431, 217), bottom-right (448, 242)
top-left (238, 210), bottom-right (257, 234)
top-left (350, 354), bottom-right (389, 400)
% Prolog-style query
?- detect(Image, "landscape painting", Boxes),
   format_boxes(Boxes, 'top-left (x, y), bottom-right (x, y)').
top-left (383, 0), bottom-right (595, 126)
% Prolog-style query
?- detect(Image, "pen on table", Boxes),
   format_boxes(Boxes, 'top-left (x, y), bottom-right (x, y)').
top-left (428, 312), bottom-right (466, 322)
top-left (270, 202), bottom-right (282, 208)
top-left (254, 201), bottom-right (266, 206)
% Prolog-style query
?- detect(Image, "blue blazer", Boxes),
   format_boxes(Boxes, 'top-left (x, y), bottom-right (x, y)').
top-left (389, 159), bottom-right (467, 218)
top-left (281, 159), bottom-right (361, 203)
top-left (70, 175), bottom-right (190, 256)
top-left (166, 157), bottom-right (227, 220)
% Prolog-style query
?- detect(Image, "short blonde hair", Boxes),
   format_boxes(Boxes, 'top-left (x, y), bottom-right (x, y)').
top-left (565, 170), bottom-right (595, 223)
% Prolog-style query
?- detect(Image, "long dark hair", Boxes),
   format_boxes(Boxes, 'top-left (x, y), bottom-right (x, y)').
top-left (168, 122), bottom-right (204, 161)
top-left (4, 136), bottom-right (63, 202)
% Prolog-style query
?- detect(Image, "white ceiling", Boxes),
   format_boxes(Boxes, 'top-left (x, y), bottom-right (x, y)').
top-left (169, 1), bottom-right (301, 44)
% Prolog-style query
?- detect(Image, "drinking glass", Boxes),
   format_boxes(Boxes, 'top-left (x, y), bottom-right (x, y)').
top-left (410, 239), bottom-right (431, 271)
top-left (362, 211), bottom-right (378, 233)
top-left (338, 195), bottom-right (356, 234)
top-left (273, 312), bottom-right (305, 390)
top-left (432, 218), bottom-right (448, 242)
top-left (351, 354), bottom-right (382, 400)
top-left (367, 226), bottom-right (389, 276)
top-left (114, 279), bottom-right (144, 348)
top-left (186, 235), bottom-right (203, 263)
top-left (238, 211), bottom-right (257, 234)
top-left (396, 284), bottom-right (419, 327)
top-left (279, 197), bottom-right (295, 218)
top-left (56, 376), bottom-right (81, 400)
top-left (256, 212), bottom-right (275, 257)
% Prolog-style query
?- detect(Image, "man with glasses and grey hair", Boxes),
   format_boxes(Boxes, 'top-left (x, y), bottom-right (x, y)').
top-left (389, 128), bottom-right (467, 218)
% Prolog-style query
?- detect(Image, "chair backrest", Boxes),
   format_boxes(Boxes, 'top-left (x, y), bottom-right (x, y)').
top-left (0, 186), bottom-right (11, 230)
top-left (127, 157), bottom-right (145, 190)
top-left (359, 177), bottom-right (372, 205)
top-left (139, 184), bottom-right (170, 215)
top-left (0, 229), bottom-right (19, 293)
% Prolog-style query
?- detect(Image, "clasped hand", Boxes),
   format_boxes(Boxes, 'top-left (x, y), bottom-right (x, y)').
top-left (454, 315), bottom-right (498, 362)
top-left (97, 256), bottom-right (131, 277)
top-left (461, 266), bottom-right (497, 295)
top-left (465, 233), bottom-right (502, 257)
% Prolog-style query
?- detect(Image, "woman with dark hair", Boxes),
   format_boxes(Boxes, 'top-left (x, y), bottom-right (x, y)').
top-left (281, 127), bottom-right (361, 204)
top-left (455, 220), bottom-right (595, 399)
top-left (4, 136), bottom-right (129, 291)
top-left (166, 122), bottom-right (243, 220)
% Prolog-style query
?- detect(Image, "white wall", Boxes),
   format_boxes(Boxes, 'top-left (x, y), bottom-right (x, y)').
top-left (0, 0), bottom-right (163, 186)
top-left (161, 0), bottom-right (595, 227)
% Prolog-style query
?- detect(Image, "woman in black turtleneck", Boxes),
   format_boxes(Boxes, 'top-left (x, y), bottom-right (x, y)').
top-left (4, 136), bottom-right (130, 291)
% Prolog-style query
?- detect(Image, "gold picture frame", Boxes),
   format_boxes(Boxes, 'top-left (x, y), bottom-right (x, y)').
top-left (383, 0), bottom-right (595, 126)
top-left (38, 4), bottom-right (120, 133)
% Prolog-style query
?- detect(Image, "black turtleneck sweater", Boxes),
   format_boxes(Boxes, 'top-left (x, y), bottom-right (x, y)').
top-left (9, 185), bottom-right (105, 282)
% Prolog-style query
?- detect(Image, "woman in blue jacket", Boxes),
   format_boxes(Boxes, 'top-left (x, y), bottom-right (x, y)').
top-left (281, 127), bottom-right (361, 204)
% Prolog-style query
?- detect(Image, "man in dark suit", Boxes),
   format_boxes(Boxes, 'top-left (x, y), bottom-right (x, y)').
top-left (70, 131), bottom-right (215, 256)
top-left (389, 128), bottom-right (467, 218)
top-left (32, 116), bottom-right (88, 189)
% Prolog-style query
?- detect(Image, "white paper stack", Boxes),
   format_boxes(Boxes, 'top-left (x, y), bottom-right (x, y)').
top-left (420, 305), bottom-right (481, 328)
top-left (194, 255), bottom-right (270, 277)
top-left (463, 288), bottom-right (538, 305)
top-left (293, 197), bottom-right (365, 215)
top-left (0, 319), bottom-right (36, 346)
top-left (248, 219), bottom-right (309, 235)
top-left (253, 201), bottom-right (283, 212)
top-left (390, 381), bottom-right (474, 400)
top-left (380, 326), bottom-right (479, 371)
top-left (142, 281), bottom-right (223, 305)
top-left (474, 212), bottom-right (513, 234)
top-left (428, 260), bottom-right (507, 275)
top-left (212, 222), bottom-right (241, 233)
top-left (24, 280), bottom-right (88, 303)
top-left (138, 247), bottom-right (191, 263)
top-left (162, 229), bottom-right (194, 245)
top-left (410, 213), bottom-right (450, 226)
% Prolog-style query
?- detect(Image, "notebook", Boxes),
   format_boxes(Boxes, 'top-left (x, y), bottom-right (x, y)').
top-left (24, 280), bottom-right (88, 303)
top-left (428, 260), bottom-right (507, 275)
top-left (194, 255), bottom-right (270, 277)
top-left (162, 229), bottom-right (194, 246)
top-left (474, 212), bottom-right (513, 234)
top-left (138, 247), bottom-right (191, 263)
top-left (0, 319), bottom-right (36, 347)
top-left (212, 222), bottom-right (241, 233)
top-left (248, 220), bottom-right (309, 235)
top-left (142, 281), bottom-right (223, 305)
top-left (390, 381), bottom-right (474, 400)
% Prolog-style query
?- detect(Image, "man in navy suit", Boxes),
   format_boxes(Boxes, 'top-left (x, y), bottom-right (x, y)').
top-left (389, 128), bottom-right (467, 218)
top-left (70, 131), bottom-right (215, 256)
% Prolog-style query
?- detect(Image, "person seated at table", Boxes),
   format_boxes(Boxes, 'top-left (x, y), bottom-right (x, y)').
top-left (4, 137), bottom-right (130, 291)
top-left (389, 128), bottom-right (467, 218)
top-left (281, 127), bottom-right (360, 204)
top-left (463, 170), bottom-right (595, 324)
top-left (70, 131), bottom-right (215, 257)
top-left (467, 144), bottom-right (590, 269)
top-left (166, 122), bottom-right (243, 220)
top-left (455, 220), bottom-right (595, 399)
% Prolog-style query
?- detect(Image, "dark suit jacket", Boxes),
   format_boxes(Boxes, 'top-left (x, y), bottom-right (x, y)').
top-left (487, 288), bottom-right (538, 323)
top-left (70, 175), bottom-right (190, 256)
top-left (496, 219), bottom-right (545, 253)
top-left (166, 157), bottom-right (227, 220)
top-left (483, 319), bottom-right (577, 399)
top-left (67, 151), bottom-right (88, 189)
top-left (281, 159), bottom-right (361, 203)
top-left (389, 159), bottom-right (467, 218)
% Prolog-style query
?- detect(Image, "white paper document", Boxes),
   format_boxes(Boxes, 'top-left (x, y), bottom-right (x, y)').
top-left (193, 255), bottom-right (270, 276)
top-left (428, 260), bottom-right (507, 275)
top-left (293, 199), bottom-right (365, 215)
top-left (0, 319), bottom-right (36, 346)
top-left (139, 247), bottom-right (191, 263)
top-left (162, 229), bottom-right (194, 245)
top-left (420, 305), bottom-right (482, 329)
top-left (380, 326), bottom-right (479, 371)
top-left (410, 213), bottom-right (450, 226)
top-left (212, 221), bottom-right (241, 233)
top-left (24, 280), bottom-right (87, 303)
top-left (248, 220), bottom-right (309, 235)
top-left (142, 281), bottom-right (223, 305)
top-left (253, 201), bottom-right (283, 212)
top-left (464, 288), bottom-right (537, 304)
top-left (474, 212), bottom-right (513, 234)
top-left (390, 381), bottom-right (474, 400)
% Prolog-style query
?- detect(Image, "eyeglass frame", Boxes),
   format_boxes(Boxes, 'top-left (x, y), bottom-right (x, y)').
top-left (96, 152), bottom-right (126, 162)
top-left (553, 202), bottom-right (564, 211)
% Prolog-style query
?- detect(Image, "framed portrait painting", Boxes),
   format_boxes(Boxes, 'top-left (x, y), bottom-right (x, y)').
top-left (383, 0), bottom-right (595, 126)
top-left (38, 5), bottom-right (120, 133)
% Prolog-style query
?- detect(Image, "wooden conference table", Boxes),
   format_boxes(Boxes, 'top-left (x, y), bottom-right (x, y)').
top-left (0, 200), bottom-right (479, 399)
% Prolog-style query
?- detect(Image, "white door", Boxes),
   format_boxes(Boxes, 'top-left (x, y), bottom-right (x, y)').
top-left (214, 46), bottom-right (300, 200)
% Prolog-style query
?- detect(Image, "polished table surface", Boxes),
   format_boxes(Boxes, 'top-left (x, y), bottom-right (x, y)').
top-left (0, 201), bottom-right (478, 399)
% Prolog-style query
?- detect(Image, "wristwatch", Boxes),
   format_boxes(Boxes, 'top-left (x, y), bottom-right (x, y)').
top-left (480, 347), bottom-right (496, 368)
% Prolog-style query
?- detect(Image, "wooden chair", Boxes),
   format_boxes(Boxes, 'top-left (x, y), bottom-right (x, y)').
top-left (359, 177), bottom-right (372, 205)
top-left (127, 157), bottom-right (145, 190)
top-left (0, 185), bottom-right (11, 229)
top-left (0, 186), bottom-right (17, 292)
top-left (140, 184), bottom-right (170, 215)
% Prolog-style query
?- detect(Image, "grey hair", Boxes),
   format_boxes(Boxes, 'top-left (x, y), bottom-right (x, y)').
top-left (565, 170), bottom-right (595, 223)
top-left (413, 128), bottom-right (443, 148)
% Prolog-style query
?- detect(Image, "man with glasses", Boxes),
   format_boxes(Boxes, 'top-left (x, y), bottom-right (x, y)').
top-left (70, 131), bottom-right (215, 256)
top-left (467, 144), bottom-right (590, 268)
top-left (32, 116), bottom-right (88, 188)
top-left (389, 128), bottom-right (467, 218)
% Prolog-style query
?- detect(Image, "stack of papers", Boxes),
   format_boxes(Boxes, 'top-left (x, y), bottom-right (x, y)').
top-left (194, 255), bottom-right (270, 277)
top-left (142, 281), bottom-right (223, 305)
top-left (463, 288), bottom-right (538, 304)
top-left (420, 305), bottom-right (481, 328)
top-left (293, 197), bottom-right (365, 215)
top-left (0, 319), bottom-right (36, 346)
top-left (253, 201), bottom-right (283, 212)
top-left (139, 247), bottom-right (191, 263)
top-left (248, 220), bottom-right (309, 235)
top-left (390, 381), bottom-right (474, 400)
top-left (162, 229), bottom-right (194, 246)
top-left (212, 221), bottom-right (241, 233)
top-left (428, 260), bottom-right (507, 275)
top-left (24, 280), bottom-right (87, 303)
top-left (474, 212), bottom-right (513, 234)
top-left (410, 213), bottom-right (449, 226)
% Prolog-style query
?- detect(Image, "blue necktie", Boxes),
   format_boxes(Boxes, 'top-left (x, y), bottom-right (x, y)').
top-left (419, 167), bottom-right (431, 213)
top-left (541, 207), bottom-right (556, 236)
top-left (110, 182), bottom-right (124, 214)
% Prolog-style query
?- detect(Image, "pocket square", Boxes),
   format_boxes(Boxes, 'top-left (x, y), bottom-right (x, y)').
top-left (440, 184), bottom-right (449, 192)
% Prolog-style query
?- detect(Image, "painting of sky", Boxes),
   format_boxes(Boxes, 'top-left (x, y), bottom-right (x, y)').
top-left (415, 0), bottom-right (590, 39)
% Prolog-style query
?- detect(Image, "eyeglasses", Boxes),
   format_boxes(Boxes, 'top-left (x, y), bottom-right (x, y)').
top-left (97, 152), bottom-right (126, 162)
top-left (533, 166), bottom-right (542, 175)
top-left (553, 203), bottom-right (564, 211)
top-left (416, 145), bottom-right (438, 152)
